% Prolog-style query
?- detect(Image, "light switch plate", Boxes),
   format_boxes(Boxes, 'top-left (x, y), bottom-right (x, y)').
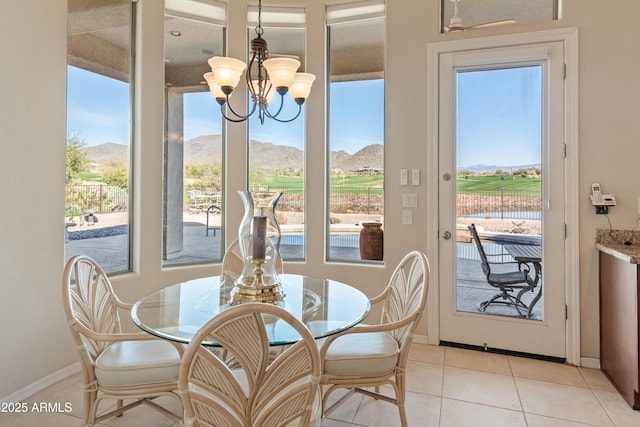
top-left (402, 193), bottom-right (418, 208)
top-left (411, 169), bottom-right (420, 186)
top-left (400, 169), bottom-right (408, 186)
top-left (402, 210), bottom-right (412, 225)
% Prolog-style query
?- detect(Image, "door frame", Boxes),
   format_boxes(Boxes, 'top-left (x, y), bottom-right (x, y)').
top-left (425, 28), bottom-right (580, 365)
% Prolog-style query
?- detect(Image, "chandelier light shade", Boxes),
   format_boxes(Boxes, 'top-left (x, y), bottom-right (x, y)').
top-left (203, 0), bottom-right (315, 124)
top-left (289, 73), bottom-right (316, 101)
top-left (203, 73), bottom-right (226, 99)
top-left (262, 57), bottom-right (299, 88)
top-left (206, 57), bottom-right (246, 88)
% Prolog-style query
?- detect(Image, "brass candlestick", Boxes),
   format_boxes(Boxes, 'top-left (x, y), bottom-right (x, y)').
top-left (228, 257), bottom-right (285, 305)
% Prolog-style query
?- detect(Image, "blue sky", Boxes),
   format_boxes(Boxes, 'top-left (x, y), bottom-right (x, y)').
top-left (67, 66), bottom-right (384, 155)
top-left (176, 79), bottom-right (385, 154)
top-left (67, 65), bottom-right (541, 163)
top-left (456, 66), bottom-right (542, 168)
top-left (66, 66), bottom-right (131, 146)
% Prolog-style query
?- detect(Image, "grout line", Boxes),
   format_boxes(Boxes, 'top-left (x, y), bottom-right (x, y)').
top-left (589, 386), bottom-right (618, 427)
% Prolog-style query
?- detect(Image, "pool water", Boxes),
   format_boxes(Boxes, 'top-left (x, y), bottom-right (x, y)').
top-left (281, 233), bottom-right (360, 248)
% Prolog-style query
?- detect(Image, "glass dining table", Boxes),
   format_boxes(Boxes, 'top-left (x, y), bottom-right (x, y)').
top-left (131, 274), bottom-right (371, 346)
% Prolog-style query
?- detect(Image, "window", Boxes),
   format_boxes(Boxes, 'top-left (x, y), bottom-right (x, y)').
top-left (162, 0), bottom-right (225, 266)
top-left (247, 7), bottom-right (308, 261)
top-left (327, 2), bottom-right (385, 262)
top-left (65, 0), bottom-right (134, 274)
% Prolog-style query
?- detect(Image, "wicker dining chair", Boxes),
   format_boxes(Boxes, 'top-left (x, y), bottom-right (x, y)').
top-left (178, 303), bottom-right (322, 427)
top-left (319, 250), bottom-right (430, 427)
top-left (62, 255), bottom-right (183, 426)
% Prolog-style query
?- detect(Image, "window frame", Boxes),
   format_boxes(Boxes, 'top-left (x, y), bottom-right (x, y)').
top-left (325, 3), bottom-right (386, 264)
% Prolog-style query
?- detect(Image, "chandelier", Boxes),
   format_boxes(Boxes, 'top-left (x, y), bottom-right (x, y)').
top-left (203, 0), bottom-right (315, 124)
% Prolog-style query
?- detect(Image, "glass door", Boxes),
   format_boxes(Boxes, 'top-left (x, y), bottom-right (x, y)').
top-left (438, 43), bottom-right (566, 358)
top-left (456, 66), bottom-right (543, 318)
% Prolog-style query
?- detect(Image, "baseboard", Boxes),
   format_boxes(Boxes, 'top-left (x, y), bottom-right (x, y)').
top-left (580, 357), bottom-right (600, 369)
top-left (0, 362), bottom-right (80, 405)
top-left (440, 341), bottom-right (566, 364)
top-left (413, 335), bottom-right (596, 368)
top-left (413, 333), bottom-right (430, 345)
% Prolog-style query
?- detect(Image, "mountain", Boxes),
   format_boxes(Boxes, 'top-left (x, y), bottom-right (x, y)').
top-left (185, 134), bottom-right (222, 164)
top-left (329, 150), bottom-right (352, 170)
top-left (249, 140), bottom-right (304, 170)
top-left (83, 142), bottom-right (128, 168)
top-left (458, 163), bottom-right (542, 174)
top-left (344, 144), bottom-right (383, 170)
top-left (84, 137), bottom-right (384, 171)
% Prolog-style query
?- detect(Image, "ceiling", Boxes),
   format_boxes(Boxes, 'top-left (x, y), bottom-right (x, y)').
top-left (67, 0), bottom-right (384, 88)
top-left (68, 0), bottom-right (555, 87)
top-left (441, 0), bottom-right (556, 30)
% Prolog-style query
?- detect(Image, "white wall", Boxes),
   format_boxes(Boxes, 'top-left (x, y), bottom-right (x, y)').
top-left (0, 0), bottom-right (72, 397)
top-left (563, 0), bottom-right (640, 357)
top-left (383, 0), bottom-right (640, 361)
top-left (2, 0), bottom-right (640, 399)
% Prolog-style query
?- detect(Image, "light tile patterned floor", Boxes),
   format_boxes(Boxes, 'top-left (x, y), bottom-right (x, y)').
top-left (2, 344), bottom-right (639, 426)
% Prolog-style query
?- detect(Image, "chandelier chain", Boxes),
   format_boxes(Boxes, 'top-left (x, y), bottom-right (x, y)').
top-left (203, 0), bottom-right (314, 124)
top-left (256, 0), bottom-right (263, 36)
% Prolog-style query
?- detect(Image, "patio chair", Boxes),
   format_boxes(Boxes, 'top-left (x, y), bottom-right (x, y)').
top-left (178, 303), bottom-right (322, 427)
top-left (319, 250), bottom-right (430, 427)
top-left (62, 255), bottom-right (183, 426)
top-left (467, 223), bottom-right (536, 317)
top-left (187, 190), bottom-right (205, 213)
top-left (205, 204), bottom-right (221, 236)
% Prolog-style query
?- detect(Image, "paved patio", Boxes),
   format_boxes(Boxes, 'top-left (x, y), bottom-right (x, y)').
top-left (64, 212), bottom-right (543, 321)
top-left (457, 256), bottom-right (544, 320)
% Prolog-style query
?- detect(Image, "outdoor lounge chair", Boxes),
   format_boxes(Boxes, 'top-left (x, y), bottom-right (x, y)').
top-left (468, 224), bottom-right (536, 317)
top-left (187, 190), bottom-right (206, 213)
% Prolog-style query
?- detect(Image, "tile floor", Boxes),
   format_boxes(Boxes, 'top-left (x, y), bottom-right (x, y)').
top-left (2, 344), bottom-right (639, 427)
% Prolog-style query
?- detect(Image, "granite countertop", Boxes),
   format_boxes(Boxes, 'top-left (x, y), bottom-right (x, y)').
top-left (595, 229), bottom-right (640, 264)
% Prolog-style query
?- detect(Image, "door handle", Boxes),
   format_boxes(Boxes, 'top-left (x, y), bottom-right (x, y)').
top-left (442, 231), bottom-right (452, 240)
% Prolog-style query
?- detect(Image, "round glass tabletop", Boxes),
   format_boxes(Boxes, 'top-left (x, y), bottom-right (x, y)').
top-left (131, 274), bottom-right (371, 346)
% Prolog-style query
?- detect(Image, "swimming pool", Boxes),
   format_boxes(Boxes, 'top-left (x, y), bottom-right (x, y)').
top-left (462, 211), bottom-right (542, 220)
top-left (281, 233), bottom-right (360, 248)
top-left (458, 237), bottom-right (541, 262)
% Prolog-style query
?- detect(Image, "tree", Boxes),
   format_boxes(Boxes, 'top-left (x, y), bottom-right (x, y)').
top-left (102, 161), bottom-right (129, 189)
top-left (249, 166), bottom-right (268, 187)
top-left (184, 162), bottom-right (222, 192)
top-left (66, 133), bottom-right (88, 183)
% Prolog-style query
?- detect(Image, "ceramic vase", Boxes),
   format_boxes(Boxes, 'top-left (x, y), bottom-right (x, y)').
top-left (359, 222), bottom-right (384, 260)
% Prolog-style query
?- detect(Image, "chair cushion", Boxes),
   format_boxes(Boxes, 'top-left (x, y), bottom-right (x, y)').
top-left (489, 270), bottom-right (530, 285)
top-left (323, 331), bottom-right (399, 376)
top-left (94, 340), bottom-right (180, 387)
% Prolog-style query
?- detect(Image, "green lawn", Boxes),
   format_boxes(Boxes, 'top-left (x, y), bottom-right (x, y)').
top-left (457, 175), bottom-right (541, 195)
top-left (262, 176), bottom-right (304, 189)
top-left (263, 175), bottom-right (383, 191)
top-left (329, 175), bottom-right (383, 187)
top-left (78, 172), bottom-right (102, 181)
top-left (263, 174), bottom-right (540, 195)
